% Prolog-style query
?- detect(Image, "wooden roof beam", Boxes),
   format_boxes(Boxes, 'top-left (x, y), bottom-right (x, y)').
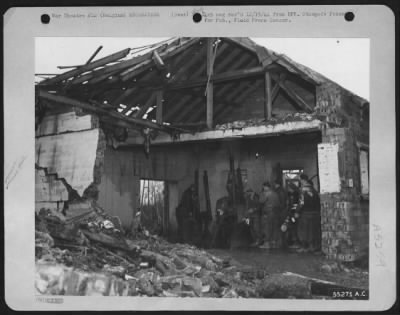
top-left (38, 90), bottom-right (169, 132)
top-left (277, 79), bottom-right (314, 112)
top-left (167, 66), bottom-right (264, 91)
top-left (40, 48), bottom-right (131, 85)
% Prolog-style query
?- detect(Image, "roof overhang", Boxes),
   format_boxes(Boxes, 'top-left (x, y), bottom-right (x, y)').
top-left (119, 119), bottom-right (322, 147)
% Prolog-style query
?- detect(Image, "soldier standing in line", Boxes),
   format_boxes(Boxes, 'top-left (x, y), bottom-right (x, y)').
top-left (273, 179), bottom-right (288, 249)
top-left (175, 184), bottom-right (197, 244)
top-left (244, 188), bottom-right (261, 246)
top-left (296, 174), bottom-right (321, 253)
top-left (259, 182), bottom-right (281, 249)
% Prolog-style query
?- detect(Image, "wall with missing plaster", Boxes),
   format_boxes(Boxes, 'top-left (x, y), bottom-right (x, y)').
top-left (35, 110), bottom-right (105, 213)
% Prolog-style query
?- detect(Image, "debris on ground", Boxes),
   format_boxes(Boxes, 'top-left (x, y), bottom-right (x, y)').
top-left (35, 204), bottom-right (368, 298)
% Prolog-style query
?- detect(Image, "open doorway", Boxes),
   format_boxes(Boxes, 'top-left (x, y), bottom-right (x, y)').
top-left (139, 179), bottom-right (168, 236)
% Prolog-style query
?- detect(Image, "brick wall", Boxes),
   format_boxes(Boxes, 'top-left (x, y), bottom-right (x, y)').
top-left (317, 81), bottom-right (369, 262)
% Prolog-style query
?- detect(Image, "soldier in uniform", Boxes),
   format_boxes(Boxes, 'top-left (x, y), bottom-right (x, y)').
top-left (244, 188), bottom-right (261, 246)
top-left (259, 182), bottom-right (281, 249)
top-left (176, 184), bottom-right (197, 244)
top-left (296, 174), bottom-right (321, 253)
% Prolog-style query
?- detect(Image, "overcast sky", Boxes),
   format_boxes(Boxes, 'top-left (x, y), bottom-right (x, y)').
top-left (36, 37), bottom-right (369, 100)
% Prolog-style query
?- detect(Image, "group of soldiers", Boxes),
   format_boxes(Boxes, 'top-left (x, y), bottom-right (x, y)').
top-left (241, 174), bottom-right (321, 252)
top-left (176, 173), bottom-right (321, 253)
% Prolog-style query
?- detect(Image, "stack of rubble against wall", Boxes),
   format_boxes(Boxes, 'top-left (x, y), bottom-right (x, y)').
top-left (316, 82), bottom-right (369, 262)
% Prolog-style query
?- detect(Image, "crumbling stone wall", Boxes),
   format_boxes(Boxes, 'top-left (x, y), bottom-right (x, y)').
top-left (317, 82), bottom-right (369, 262)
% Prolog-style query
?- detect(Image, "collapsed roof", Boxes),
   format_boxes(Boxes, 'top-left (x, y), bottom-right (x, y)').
top-left (36, 37), bottom-right (369, 134)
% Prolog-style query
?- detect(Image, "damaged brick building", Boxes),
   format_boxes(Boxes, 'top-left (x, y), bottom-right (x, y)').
top-left (35, 37), bottom-right (369, 265)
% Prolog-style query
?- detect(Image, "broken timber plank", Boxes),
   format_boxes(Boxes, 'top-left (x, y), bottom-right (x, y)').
top-left (85, 45), bottom-right (103, 64)
top-left (40, 48), bottom-right (131, 85)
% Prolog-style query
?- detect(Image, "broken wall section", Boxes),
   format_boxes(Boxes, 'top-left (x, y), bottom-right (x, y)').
top-left (35, 109), bottom-right (106, 214)
top-left (316, 82), bottom-right (369, 262)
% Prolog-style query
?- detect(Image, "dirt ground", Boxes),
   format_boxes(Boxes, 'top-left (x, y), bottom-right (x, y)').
top-left (209, 248), bottom-right (369, 290)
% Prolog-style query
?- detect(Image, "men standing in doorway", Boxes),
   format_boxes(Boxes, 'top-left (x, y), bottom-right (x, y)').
top-left (259, 182), bottom-right (281, 249)
top-left (296, 174), bottom-right (321, 253)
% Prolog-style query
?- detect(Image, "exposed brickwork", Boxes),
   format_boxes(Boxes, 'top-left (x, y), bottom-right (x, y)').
top-left (317, 81), bottom-right (369, 262)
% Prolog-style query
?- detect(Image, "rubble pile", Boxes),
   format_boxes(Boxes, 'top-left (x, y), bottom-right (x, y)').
top-left (35, 206), bottom-right (276, 298)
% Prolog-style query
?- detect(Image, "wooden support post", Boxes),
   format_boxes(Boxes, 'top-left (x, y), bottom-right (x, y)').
top-left (206, 38), bottom-right (215, 129)
top-left (264, 71), bottom-right (272, 120)
top-left (156, 90), bottom-right (163, 124)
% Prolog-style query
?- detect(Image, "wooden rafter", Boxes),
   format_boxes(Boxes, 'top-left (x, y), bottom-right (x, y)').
top-left (38, 90), bottom-right (168, 132)
top-left (70, 66), bottom-right (116, 85)
top-left (166, 66), bottom-right (264, 91)
top-left (277, 79), bottom-right (313, 112)
top-left (40, 48), bottom-right (131, 85)
top-left (120, 38), bottom-right (201, 82)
